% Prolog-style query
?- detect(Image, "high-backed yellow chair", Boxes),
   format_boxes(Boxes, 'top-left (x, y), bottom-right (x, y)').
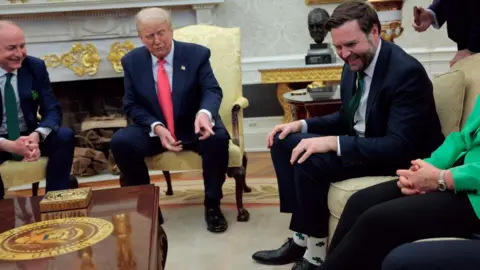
top-left (143, 25), bottom-right (251, 221)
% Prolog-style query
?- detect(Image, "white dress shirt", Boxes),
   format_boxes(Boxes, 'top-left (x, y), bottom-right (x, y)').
top-left (149, 41), bottom-right (214, 137)
top-left (301, 39), bottom-right (382, 155)
top-left (0, 67), bottom-right (51, 142)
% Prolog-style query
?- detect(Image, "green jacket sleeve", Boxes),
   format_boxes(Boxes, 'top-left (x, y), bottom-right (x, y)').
top-left (424, 132), bottom-right (466, 169)
top-left (450, 163), bottom-right (480, 193)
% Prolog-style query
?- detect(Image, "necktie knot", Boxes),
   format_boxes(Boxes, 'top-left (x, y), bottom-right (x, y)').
top-left (5, 73), bottom-right (13, 82)
top-left (357, 72), bottom-right (365, 81)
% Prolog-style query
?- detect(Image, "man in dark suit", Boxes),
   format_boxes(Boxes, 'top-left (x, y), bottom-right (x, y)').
top-left (413, 0), bottom-right (480, 67)
top-left (0, 21), bottom-right (75, 199)
top-left (252, 2), bottom-right (445, 269)
top-left (110, 7), bottom-right (229, 233)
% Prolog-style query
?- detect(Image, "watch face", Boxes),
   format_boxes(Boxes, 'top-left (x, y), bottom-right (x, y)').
top-left (438, 182), bottom-right (447, 191)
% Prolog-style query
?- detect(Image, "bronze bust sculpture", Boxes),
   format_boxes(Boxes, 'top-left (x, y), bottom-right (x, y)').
top-left (305, 7), bottom-right (335, 65)
top-left (308, 8), bottom-right (330, 44)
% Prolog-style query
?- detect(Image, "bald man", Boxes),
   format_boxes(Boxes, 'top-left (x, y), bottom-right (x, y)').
top-left (0, 21), bottom-right (75, 198)
top-left (110, 8), bottom-right (229, 233)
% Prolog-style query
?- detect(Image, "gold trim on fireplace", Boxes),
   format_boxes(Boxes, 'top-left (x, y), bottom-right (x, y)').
top-left (108, 41), bottom-right (136, 73)
top-left (42, 42), bottom-right (101, 77)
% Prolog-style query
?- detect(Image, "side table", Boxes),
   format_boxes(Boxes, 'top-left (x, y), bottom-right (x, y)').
top-left (283, 89), bottom-right (342, 120)
top-left (259, 63), bottom-right (343, 123)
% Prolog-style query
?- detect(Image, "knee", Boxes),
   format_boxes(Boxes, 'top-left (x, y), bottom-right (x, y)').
top-left (381, 243), bottom-right (418, 270)
top-left (205, 129), bottom-right (229, 148)
top-left (52, 127), bottom-right (75, 147)
top-left (110, 129), bottom-right (131, 154)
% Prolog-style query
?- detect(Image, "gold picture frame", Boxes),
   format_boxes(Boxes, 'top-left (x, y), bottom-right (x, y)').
top-left (305, 0), bottom-right (343, 4)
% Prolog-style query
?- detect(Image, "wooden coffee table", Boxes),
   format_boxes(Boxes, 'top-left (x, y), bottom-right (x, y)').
top-left (0, 185), bottom-right (167, 270)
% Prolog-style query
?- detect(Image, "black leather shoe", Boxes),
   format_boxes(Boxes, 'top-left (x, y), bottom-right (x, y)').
top-left (205, 207), bottom-right (228, 233)
top-left (252, 238), bottom-right (306, 265)
top-left (292, 258), bottom-right (318, 270)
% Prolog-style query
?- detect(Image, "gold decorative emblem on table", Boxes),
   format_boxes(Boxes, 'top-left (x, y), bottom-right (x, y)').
top-left (39, 187), bottom-right (93, 212)
top-left (0, 217), bottom-right (113, 261)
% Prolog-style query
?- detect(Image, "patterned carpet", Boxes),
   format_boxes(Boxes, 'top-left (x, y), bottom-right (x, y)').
top-left (157, 177), bottom-right (280, 206)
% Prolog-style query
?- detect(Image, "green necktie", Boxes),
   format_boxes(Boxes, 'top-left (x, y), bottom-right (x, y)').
top-left (347, 72), bottom-right (364, 134)
top-left (5, 73), bottom-right (22, 160)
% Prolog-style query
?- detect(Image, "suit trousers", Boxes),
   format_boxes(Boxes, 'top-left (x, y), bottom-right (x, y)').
top-left (0, 127), bottom-right (75, 199)
top-left (319, 180), bottom-right (480, 270)
top-left (110, 125), bottom-right (229, 207)
top-left (381, 239), bottom-right (480, 270)
top-left (271, 133), bottom-right (397, 238)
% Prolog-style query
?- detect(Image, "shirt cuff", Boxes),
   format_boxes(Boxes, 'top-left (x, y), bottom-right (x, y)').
top-left (150, 122), bottom-right (163, 137)
top-left (197, 109), bottom-right (215, 126)
top-left (336, 136), bottom-right (341, 156)
top-left (35, 127), bottom-right (52, 140)
top-left (300, 120), bottom-right (308, 133)
top-left (427, 9), bottom-right (440, 29)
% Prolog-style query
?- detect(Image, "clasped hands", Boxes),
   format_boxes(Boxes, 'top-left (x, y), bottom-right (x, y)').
top-left (2, 132), bottom-right (41, 162)
top-left (266, 121), bottom-right (337, 164)
top-left (154, 112), bottom-right (214, 152)
top-left (396, 159), bottom-right (442, 196)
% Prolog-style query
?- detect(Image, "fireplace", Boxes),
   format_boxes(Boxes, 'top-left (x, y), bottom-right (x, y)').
top-left (53, 77), bottom-right (125, 134)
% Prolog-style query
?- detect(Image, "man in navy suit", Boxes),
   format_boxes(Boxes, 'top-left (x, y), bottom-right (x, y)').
top-left (413, 0), bottom-right (480, 67)
top-left (110, 7), bottom-right (229, 233)
top-left (252, 2), bottom-right (445, 269)
top-left (0, 21), bottom-right (75, 199)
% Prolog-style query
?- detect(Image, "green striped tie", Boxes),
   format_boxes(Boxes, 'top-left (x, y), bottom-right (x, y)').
top-left (5, 73), bottom-right (22, 160)
top-left (347, 72), bottom-right (364, 134)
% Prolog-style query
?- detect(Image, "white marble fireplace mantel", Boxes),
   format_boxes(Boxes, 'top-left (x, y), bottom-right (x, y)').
top-left (0, 0), bottom-right (224, 82)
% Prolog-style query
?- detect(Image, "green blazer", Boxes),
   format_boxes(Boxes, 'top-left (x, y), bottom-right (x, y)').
top-left (425, 95), bottom-right (480, 219)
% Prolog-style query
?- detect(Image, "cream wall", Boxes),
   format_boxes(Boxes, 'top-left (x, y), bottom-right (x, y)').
top-left (214, 0), bottom-right (457, 83)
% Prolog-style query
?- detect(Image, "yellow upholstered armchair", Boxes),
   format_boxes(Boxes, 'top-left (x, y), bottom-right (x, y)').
top-left (144, 25), bottom-right (251, 221)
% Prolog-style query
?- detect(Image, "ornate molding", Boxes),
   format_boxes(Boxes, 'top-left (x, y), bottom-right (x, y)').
top-left (108, 41), bottom-right (136, 73)
top-left (42, 43), bottom-right (101, 77)
top-left (260, 66), bottom-right (343, 84)
top-left (305, 0), bottom-right (343, 5)
top-left (0, 0), bottom-right (224, 16)
top-left (192, 4), bottom-right (217, 10)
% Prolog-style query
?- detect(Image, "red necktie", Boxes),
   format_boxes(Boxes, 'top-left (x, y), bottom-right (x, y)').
top-left (157, 59), bottom-right (176, 140)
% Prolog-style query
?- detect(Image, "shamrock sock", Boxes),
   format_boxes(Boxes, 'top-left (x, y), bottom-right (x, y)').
top-left (292, 232), bottom-right (307, 247)
top-left (303, 236), bottom-right (327, 266)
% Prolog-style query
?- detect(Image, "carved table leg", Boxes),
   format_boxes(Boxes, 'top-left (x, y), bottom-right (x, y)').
top-left (276, 83), bottom-right (294, 123)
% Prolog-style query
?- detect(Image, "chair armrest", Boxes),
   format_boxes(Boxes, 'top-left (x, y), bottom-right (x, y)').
top-left (233, 97), bottom-right (249, 109)
top-left (231, 97), bottom-right (249, 146)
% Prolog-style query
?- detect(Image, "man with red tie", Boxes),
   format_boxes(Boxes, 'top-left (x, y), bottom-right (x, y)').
top-left (110, 7), bottom-right (229, 233)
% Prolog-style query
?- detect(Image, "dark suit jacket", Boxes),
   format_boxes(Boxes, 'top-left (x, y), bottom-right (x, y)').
top-left (306, 41), bottom-right (444, 168)
top-left (429, 0), bottom-right (480, 52)
top-left (121, 40), bottom-right (225, 143)
top-left (6, 56), bottom-right (62, 134)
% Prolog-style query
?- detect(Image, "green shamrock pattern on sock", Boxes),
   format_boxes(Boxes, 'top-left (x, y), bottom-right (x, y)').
top-left (295, 232), bottom-right (305, 240)
top-left (313, 257), bottom-right (324, 264)
top-left (316, 241), bottom-right (325, 247)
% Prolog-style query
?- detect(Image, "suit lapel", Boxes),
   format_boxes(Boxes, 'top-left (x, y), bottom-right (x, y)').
top-left (17, 66), bottom-right (33, 119)
top-left (172, 41), bottom-right (187, 121)
top-left (141, 48), bottom-right (163, 120)
top-left (365, 41), bottom-right (390, 122)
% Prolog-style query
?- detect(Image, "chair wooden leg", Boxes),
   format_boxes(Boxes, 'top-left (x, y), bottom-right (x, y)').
top-left (32, 182), bottom-right (39, 196)
top-left (228, 165), bottom-right (250, 222)
top-left (242, 153), bottom-right (252, 193)
top-left (163, 171), bottom-right (173, 196)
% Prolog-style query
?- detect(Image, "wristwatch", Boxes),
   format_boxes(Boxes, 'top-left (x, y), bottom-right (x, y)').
top-left (437, 170), bottom-right (447, 191)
